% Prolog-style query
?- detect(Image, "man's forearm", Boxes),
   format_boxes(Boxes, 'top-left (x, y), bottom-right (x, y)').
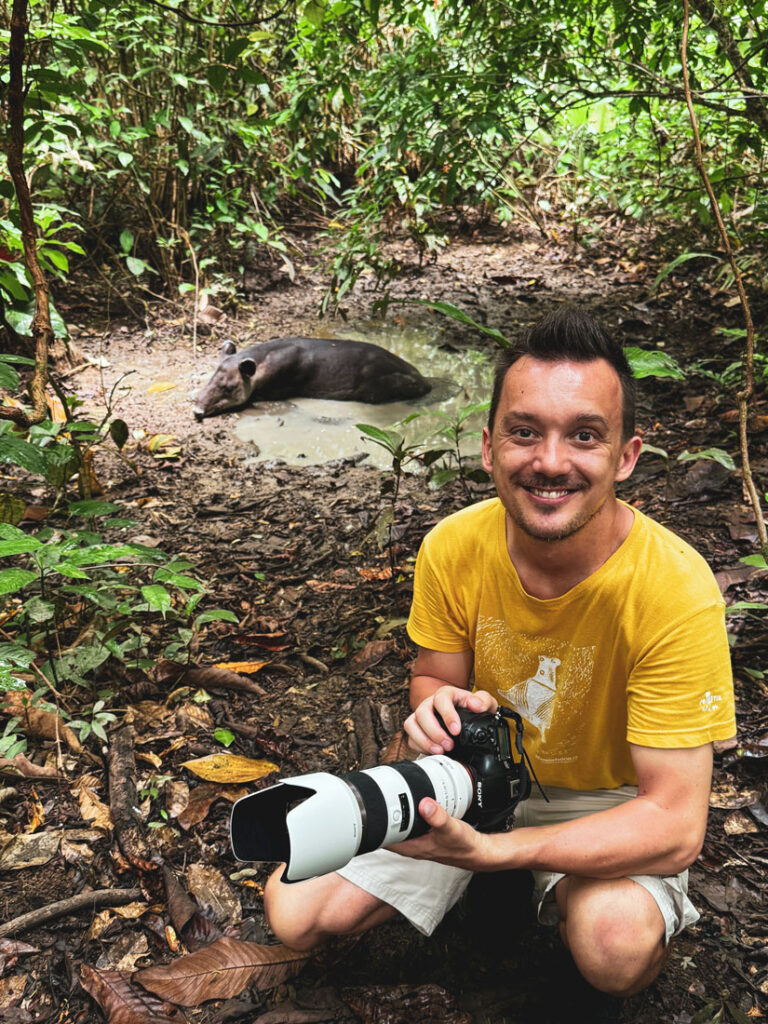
top-left (485, 796), bottom-right (705, 879)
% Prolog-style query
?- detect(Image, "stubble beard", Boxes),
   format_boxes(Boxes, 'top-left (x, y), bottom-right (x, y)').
top-left (506, 485), bottom-right (606, 543)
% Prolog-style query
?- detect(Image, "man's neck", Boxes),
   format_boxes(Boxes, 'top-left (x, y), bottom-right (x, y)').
top-left (505, 499), bottom-right (635, 600)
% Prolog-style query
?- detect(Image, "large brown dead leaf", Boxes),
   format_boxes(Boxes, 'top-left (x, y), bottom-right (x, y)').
top-left (1, 691), bottom-right (82, 753)
top-left (349, 639), bottom-right (395, 672)
top-left (0, 753), bottom-right (59, 779)
top-left (156, 662), bottom-right (266, 698)
top-left (79, 965), bottom-right (186, 1023)
top-left (136, 937), bottom-right (310, 1006)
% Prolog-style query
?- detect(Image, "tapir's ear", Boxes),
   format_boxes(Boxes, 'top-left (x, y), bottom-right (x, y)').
top-left (239, 358), bottom-right (257, 379)
top-left (220, 339), bottom-right (237, 357)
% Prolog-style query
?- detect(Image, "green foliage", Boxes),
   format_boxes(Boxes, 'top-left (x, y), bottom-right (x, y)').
top-left (6, 0), bottom-right (767, 304)
top-left (0, 412), bottom-right (238, 747)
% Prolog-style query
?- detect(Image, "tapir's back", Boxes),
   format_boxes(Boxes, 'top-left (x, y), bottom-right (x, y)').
top-left (261, 337), bottom-right (431, 402)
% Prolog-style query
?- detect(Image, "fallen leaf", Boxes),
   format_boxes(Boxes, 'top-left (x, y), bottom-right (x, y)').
top-left (187, 863), bottom-right (242, 925)
top-left (73, 774), bottom-right (114, 832)
top-left (147, 382), bottom-right (177, 394)
top-left (181, 754), bottom-right (279, 784)
top-left (165, 780), bottom-right (189, 820)
top-left (0, 692), bottom-right (82, 753)
top-left (723, 809), bottom-right (760, 835)
top-left (213, 660), bottom-right (270, 674)
top-left (356, 566), bottom-right (393, 581)
top-left (176, 782), bottom-right (248, 830)
top-left (350, 639), bottom-right (395, 671)
top-left (0, 753), bottom-right (59, 779)
top-left (0, 974), bottom-right (27, 1009)
top-left (79, 964), bottom-right (185, 1023)
top-left (0, 831), bottom-right (60, 870)
top-left (136, 936), bottom-right (310, 1006)
top-left (175, 702), bottom-right (214, 733)
top-left (160, 664), bottom-right (267, 698)
top-left (233, 632), bottom-right (292, 652)
top-left (305, 580), bottom-right (355, 592)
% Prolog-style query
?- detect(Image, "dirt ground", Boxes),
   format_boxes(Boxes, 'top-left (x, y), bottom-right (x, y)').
top-left (1, 224), bottom-right (767, 1023)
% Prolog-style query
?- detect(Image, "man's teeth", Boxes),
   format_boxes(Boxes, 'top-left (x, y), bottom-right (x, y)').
top-left (530, 488), bottom-right (570, 498)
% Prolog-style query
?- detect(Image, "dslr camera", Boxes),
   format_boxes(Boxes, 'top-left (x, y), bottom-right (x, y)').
top-left (230, 706), bottom-right (539, 883)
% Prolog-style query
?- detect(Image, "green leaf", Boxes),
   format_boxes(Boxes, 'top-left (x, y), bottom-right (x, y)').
top-left (153, 569), bottom-right (206, 592)
top-left (651, 252), bottom-right (717, 293)
top-left (726, 601), bottom-right (768, 612)
top-left (0, 438), bottom-right (47, 475)
top-left (740, 554), bottom-right (767, 568)
top-left (0, 493), bottom-right (27, 526)
top-left (412, 300), bottom-right (510, 347)
top-left (429, 467), bottom-right (460, 489)
top-left (0, 536), bottom-right (42, 555)
top-left (119, 231), bottom-right (134, 253)
top-left (68, 500), bottom-right (120, 517)
top-left (640, 442), bottom-right (669, 460)
top-left (0, 568), bottom-right (37, 594)
top-left (194, 609), bottom-right (238, 629)
top-left (109, 419), bottom-right (129, 450)
top-left (625, 348), bottom-right (686, 381)
top-left (677, 448), bottom-right (735, 471)
top-left (214, 728), bottom-right (235, 747)
top-left (0, 642), bottom-right (36, 667)
top-left (0, 363), bottom-right (20, 389)
top-left (141, 585), bottom-right (172, 615)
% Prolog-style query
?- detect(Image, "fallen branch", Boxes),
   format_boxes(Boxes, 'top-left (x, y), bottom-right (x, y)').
top-left (0, 887), bottom-right (142, 939)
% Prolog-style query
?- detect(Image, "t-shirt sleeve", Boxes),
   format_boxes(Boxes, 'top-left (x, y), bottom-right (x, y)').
top-left (407, 532), bottom-right (473, 652)
top-left (626, 600), bottom-right (736, 748)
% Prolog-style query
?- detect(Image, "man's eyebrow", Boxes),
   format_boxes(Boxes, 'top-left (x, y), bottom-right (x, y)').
top-left (500, 410), bottom-right (610, 431)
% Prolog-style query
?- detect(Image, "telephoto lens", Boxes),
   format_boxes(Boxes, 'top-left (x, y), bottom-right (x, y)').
top-left (230, 707), bottom-right (534, 883)
top-left (230, 754), bottom-right (473, 882)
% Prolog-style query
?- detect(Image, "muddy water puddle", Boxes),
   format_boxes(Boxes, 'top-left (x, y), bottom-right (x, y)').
top-left (234, 325), bottom-right (493, 469)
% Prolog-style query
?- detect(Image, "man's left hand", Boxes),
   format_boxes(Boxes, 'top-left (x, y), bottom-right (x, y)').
top-left (388, 798), bottom-right (498, 871)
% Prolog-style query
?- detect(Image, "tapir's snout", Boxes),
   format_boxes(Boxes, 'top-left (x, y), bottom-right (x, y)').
top-left (193, 407), bottom-right (206, 421)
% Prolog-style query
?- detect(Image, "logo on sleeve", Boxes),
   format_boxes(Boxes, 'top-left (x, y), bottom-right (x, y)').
top-left (699, 691), bottom-right (723, 713)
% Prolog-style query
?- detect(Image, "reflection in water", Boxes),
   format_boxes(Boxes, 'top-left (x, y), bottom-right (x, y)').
top-left (233, 324), bottom-right (493, 468)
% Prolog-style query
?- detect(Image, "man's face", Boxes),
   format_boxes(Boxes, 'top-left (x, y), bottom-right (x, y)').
top-left (481, 356), bottom-right (641, 543)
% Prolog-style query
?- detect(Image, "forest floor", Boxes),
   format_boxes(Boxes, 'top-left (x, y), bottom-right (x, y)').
top-left (1, 220), bottom-right (767, 1024)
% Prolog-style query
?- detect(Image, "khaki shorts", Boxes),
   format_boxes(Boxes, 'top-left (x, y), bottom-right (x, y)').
top-left (338, 785), bottom-right (699, 943)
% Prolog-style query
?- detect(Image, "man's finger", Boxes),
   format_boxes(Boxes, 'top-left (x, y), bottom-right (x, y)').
top-left (419, 797), bottom-right (451, 829)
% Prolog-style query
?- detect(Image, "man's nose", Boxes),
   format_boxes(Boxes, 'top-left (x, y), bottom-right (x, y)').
top-left (532, 436), bottom-right (571, 476)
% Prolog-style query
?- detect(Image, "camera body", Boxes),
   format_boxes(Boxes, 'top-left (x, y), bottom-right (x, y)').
top-left (439, 705), bottom-right (531, 833)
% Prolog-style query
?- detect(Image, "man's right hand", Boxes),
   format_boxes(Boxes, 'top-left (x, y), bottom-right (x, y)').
top-left (404, 685), bottom-right (498, 755)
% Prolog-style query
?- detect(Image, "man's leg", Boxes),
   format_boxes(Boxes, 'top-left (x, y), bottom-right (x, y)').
top-left (264, 866), bottom-right (397, 952)
top-left (555, 876), bottom-right (668, 997)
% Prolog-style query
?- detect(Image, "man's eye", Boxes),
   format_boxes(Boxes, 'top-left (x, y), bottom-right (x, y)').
top-left (575, 431), bottom-right (596, 443)
top-left (514, 427), bottom-right (535, 439)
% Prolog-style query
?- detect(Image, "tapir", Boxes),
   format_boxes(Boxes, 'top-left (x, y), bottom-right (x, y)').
top-left (193, 337), bottom-right (431, 419)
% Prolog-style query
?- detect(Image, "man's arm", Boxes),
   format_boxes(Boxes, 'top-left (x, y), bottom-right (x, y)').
top-left (405, 647), bottom-right (498, 755)
top-left (394, 741), bottom-right (713, 879)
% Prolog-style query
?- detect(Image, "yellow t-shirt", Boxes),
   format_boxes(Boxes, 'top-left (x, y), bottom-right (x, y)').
top-left (407, 498), bottom-right (736, 790)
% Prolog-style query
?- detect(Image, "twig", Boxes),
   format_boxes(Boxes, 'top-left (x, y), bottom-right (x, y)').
top-left (177, 225), bottom-right (199, 359)
top-left (0, 887), bottom-right (143, 939)
top-left (681, 0), bottom-right (768, 558)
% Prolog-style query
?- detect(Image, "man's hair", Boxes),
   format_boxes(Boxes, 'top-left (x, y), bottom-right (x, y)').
top-left (487, 306), bottom-right (637, 441)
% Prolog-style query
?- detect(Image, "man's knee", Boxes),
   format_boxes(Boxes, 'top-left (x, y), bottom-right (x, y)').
top-left (557, 877), bottom-right (667, 996)
top-left (264, 866), bottom-right (395, 951)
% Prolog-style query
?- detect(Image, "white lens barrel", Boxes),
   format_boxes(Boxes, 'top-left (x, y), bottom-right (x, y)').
top-left (415, 755), bottom-right (473, 821)
top-left (283, 772), bottom-right (364, 881)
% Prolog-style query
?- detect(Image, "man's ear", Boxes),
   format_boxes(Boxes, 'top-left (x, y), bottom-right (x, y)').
top-left (481, 426), bottom-right (493, 473)
top-left (615, 434), bottom-right (643, 482)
